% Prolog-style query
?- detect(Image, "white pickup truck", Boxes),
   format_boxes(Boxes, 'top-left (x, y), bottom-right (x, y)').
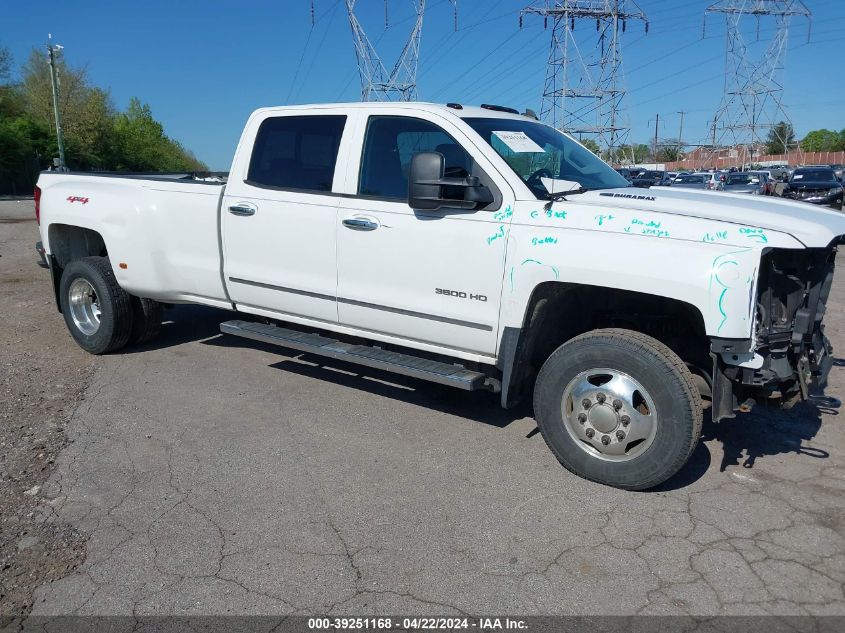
top-left (35, 102), bottom-right (845, 490)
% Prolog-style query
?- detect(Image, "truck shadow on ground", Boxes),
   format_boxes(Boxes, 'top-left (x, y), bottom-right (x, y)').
top-left (133, 305), bottom-right (836, 489)
top-left (657, 399), bottom-right (833, 491)
top-left (138, 306), bottom-right (532, 428)
top-left (207, 337), bottom-right (532, 429)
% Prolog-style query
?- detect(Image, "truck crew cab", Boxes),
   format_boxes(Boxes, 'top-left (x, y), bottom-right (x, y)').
top-left (34, 102), bottom-right (845, 490)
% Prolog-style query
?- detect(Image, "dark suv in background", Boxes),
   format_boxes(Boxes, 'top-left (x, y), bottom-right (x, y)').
top-left (782, 167), bottom-right (844, 210)
top-left (631, 170), bottom-right (666, 188)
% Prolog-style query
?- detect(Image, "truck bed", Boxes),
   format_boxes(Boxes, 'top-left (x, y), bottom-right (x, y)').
top-left (37, 171), bottom-right (230, 307)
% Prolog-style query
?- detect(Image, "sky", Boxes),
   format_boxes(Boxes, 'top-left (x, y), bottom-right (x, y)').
top-left (2, 0), bottom-right (843, 170)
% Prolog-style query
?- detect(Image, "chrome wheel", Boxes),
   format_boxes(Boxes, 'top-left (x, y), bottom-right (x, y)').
top-left (561, 368), bottom-right (658, 462)
top-left (68, 278), bottom-right (101, 336)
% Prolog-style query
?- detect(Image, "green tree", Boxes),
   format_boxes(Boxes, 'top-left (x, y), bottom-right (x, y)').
top-left (20, 49), bottom-right (116, 169)
top-left (655, 139), bottom-right (682, 163)
top-left (579, 138), bottom-right (601, 155)
top-left (111, 98), bottom-right (206, 172)
top-left (801, 128), bottom-right (844, 152)
top-left (608, 143), bottom-right (650, 165)
top-left (0, 44), bottom-right (11, 82)
top-left (765, 121), bottom-right (796, 155)
top-left (0, 116), bottom-right (53, 192)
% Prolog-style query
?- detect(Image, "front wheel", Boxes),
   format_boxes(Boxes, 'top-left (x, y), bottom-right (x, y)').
top-left (533, 328), bottom-right (702, 490)
top-left (59, 257), bottom-right (134, 355)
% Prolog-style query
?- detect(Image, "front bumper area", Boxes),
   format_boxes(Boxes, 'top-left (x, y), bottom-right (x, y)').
top-left (711, 244), bottom-right (837, 421)
top-left (782, 189), bottom-right (844, 209)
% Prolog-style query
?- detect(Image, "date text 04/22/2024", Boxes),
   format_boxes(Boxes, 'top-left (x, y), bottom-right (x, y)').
top-left (307, 617), bottom-right (528, 630)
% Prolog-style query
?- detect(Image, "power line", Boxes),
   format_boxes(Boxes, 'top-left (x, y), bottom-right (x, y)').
top-left (519, 1), bottom-right (648, 156)
top-left (287, 0), bottom-right (341, 103)
top-left (705, 0), bottom-right (812, 162)
top-left (292, 1), bottom-right (343, 103)
top-left (344, 0), bottom-right (458, 101)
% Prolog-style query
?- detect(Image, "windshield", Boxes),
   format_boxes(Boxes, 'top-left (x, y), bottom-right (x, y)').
top-left (463, 117), bottom-right (629, 198)
top-left (792, 169), bottom-right (836, 182)
top-left (675, 175), bottom-right (705, 184)
top-left (726, 174), bottom-right (759, 185)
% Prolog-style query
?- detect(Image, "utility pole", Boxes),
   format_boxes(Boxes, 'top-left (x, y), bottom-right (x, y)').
top-left (676, 110), bottom-right (686, 157)
top-left (47, 34), bottom-right (66, 170)
top-left (653, 113), bottom-right (659, 163)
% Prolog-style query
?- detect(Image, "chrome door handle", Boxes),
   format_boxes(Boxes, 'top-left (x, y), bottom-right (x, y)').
top-left (228, 205), bottom-right (256, 216)
top-left (342, 218), bottom-right (378, 231)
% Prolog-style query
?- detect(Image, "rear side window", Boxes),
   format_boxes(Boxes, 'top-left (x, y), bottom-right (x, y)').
top-left (247, 115), bottom-right (346, 192)
top-left (359, 116), bottom-right (473, 199)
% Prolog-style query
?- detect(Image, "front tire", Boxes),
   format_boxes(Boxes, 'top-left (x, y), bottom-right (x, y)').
top-left (533, 328), bottom-right (702, 490)
top-left (59, 257), bottom-right (134, 355)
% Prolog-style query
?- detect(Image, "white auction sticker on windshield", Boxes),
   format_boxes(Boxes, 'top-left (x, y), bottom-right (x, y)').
top-left (492, 131), bottom-right (545, 153)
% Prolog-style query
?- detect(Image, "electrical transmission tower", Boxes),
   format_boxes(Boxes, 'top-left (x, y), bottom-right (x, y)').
top-left (520, 1), bottom-right (648, 158)
top-left (341, 0), bottom-right (457, 101)
top-left (704, 1), bottom-right (811, 163)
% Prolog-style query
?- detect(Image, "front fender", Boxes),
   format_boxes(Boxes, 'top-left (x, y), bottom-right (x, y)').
top-left (499, 201), bottom-right (801, 341)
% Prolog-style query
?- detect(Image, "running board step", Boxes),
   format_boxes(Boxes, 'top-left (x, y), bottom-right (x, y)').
top-left (220, 320), bottom-right (495, 391)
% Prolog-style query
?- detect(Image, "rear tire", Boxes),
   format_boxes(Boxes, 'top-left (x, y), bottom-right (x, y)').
top-left (129, 297), bottom-right (164, 345)
top-left (59, 257), bottom-right (133, 355)
top-left (533, 328), bottom-right (702, 490)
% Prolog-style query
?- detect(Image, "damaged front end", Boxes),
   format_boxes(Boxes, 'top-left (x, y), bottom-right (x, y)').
top-left (711, 243), bottom-right (838, 422)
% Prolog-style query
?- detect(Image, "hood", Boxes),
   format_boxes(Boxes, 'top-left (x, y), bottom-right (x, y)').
top-left (581, 187), bottom-right (845, 248)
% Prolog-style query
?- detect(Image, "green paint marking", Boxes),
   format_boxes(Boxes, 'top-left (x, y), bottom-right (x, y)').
top-left (717, 288), bottom-right (728, 333)
top-left (486, 224), bottom-right (506, 246)
top-left (521, 258), bottom-right (560, 280)
top-left (493, 206), bottom-right (513, 222)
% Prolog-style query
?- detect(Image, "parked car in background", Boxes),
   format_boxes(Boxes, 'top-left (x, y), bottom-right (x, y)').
top-left (767, 164), bottom-right (790, 181)
top-left (659, 173), bottom-right (708, 189)
top-left (706, 172), bottom-right (726, 190)
top-left (720, 172), bottom-right (767, 195)
top-left (782, 167), bottom-right (844, 209)
top-left (659, 171), bottom-right (678, 186)
top-left (750, 171), bottom-right (775, 195)
top-left (615, 168), bottom-right (634, 184)
top-left (631, 170), bottom-right (665, 188)
top-left (748, 170), bottom-right (775, 194)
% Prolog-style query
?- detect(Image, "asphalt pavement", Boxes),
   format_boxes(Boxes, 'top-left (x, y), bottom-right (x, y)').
top-left (3, 200), bottom-right (845, 618)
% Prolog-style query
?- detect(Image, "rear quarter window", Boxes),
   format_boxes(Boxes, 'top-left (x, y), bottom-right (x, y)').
top-left (247, 115), bottom-right (346, 192)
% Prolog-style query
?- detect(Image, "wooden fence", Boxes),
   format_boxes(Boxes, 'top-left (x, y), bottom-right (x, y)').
top-left (662, 150), bottom-right (845, 172)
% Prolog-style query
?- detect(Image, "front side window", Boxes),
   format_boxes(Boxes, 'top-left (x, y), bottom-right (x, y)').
top-left (247, 115), bottom-right (346, 192)
top-left (463, 117), bottom-right (628, 199)
top-left (359, 116), bottom-right (473, 199)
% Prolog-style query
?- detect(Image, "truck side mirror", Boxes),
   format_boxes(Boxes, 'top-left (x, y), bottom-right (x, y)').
top-left (408, 151), bottom-right (493, 212)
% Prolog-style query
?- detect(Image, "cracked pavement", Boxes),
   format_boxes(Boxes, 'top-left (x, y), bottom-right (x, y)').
top-left (8, 207), bottom-right (845, 618)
